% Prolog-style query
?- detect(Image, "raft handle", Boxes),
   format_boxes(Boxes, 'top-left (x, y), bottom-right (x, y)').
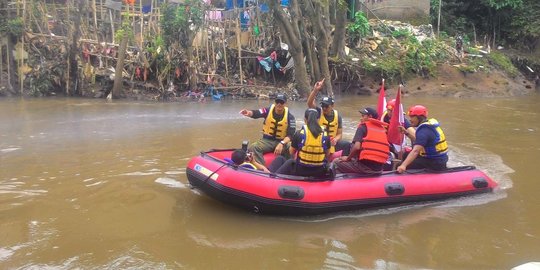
top-left (278, 186), bottom-right (305, 200)
top-left (472, 177), bottom-right (489, 189)
top-left (385, 182), bottom-right (405, 196)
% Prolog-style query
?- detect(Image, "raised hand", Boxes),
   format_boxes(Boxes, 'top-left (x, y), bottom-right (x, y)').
top-left (313, 78), bottom-right (325, 92)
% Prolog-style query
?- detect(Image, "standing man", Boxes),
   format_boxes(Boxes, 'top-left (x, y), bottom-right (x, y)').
top-left (239, 94), bottom-right (296, 166)
top-left (333, 107), bottom-right (390, 174)
top-left (307, 79), bottom-right (350, 156)
top-left (397, 105), bottom-right (448, 173)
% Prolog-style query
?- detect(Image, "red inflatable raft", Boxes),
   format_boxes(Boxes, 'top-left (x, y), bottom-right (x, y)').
top-left (186, 149), bottom-right (498, 215)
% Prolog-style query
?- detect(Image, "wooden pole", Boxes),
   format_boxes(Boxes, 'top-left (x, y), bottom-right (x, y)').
top-left (205, 21), bottom-right (210, 68)
top-left (132, 3), bottom-right (135, 28)
top-left (20, 0), bottom-right (26, 95)
top-left (100, 0), bottom-right (103, 23)
top-left (93, 0), bottom-right (99, 41)
top-left (7, 40), bottom-right (11, 91)
top-left (0, 44), bottom-right (3, 84)
top-left (437, 0), bottom-right (442, 37)
top-left (109, 9), bottom-right (115, 43)
top-left (66, 0), bottom-right (70, 95)
top-left (235, 13), bottom-right (243, 84)
top-left (156, 0), bottom-right (160, 36)
top-left (210, 21), bottom-right (216, 71)
top-left (140, 0), bottom-right (143, 46)
top-left (222, 20), bottom-right (229, 78)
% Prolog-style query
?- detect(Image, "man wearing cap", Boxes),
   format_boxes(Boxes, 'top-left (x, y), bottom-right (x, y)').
top-left (333, 107), bottom-right (390, 174)
top-left (239, 94), bottom-right (296, 166)
top-left (307, 79), bottom-right (350, 156)
top-left (397, 105), bottom-right (448, 173)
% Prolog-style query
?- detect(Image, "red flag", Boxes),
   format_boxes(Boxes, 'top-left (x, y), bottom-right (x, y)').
top-left (388, 85), bottom-right (405, 145)
top-left (377, 79), bottom-right (386, 120)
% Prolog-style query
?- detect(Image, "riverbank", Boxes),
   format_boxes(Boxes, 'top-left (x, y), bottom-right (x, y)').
top-left (1, 59), bottom-right (536, 101)
top-left (366, 63), bottom-right (537, 98)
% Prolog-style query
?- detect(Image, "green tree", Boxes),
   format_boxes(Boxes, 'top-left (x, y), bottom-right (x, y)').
top-left (160, 1), bottom-right (204, 89)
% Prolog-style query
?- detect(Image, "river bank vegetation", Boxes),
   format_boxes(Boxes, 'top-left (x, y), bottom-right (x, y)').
top-left (0, 0), bottom-right (539, 100)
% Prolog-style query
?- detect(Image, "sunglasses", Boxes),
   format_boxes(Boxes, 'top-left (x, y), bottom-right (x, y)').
top-left (321, 104), bottom-right (330, 108)
top-left (275, 100), bottom-right (285, 105)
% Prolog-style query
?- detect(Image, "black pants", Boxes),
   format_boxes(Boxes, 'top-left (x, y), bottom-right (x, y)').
top-left (407, 155), bottom-right (448, 171)
top-left (335, 140), bottom-right (352, 156)
top-left (275, 159), bottom-right (327, 177)
top-left (267, 156), bottom-right (287, 173)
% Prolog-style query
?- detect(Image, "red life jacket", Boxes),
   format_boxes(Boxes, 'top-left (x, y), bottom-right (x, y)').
top-left (359, 118), bottom-right (390, 163)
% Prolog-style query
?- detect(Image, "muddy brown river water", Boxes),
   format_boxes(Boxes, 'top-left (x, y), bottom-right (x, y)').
top-left (1, 95), bottom-right (539, 269)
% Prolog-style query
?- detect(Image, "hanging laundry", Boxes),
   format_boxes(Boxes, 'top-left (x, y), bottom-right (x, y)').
top-left (142, 5), bottom-right (152, 14)
top-left (256, 51), bottom-right (282, 72)
top-left (280, 57), bottom-right (295, 74)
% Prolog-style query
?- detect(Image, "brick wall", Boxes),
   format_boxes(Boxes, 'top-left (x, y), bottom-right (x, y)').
top-left (356, 0), bottom-right (431, 24)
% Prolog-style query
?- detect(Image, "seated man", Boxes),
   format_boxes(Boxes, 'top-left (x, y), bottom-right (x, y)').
top-left (231, 149), bottom-right (270, 173)
top-left (333, 107), bottom-right (390, 174)
top-left (397, 105), bottom-right (448, 173)
top-left (239, 94), bottom-right (296, 166)
top-left (275, 109), bottom-right (331, 177)
top-left (307, 78), bottom-right (351, 156)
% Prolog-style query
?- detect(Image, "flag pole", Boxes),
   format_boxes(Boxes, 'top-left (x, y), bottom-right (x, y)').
top-left (391, 84), bottom-right (405, 170)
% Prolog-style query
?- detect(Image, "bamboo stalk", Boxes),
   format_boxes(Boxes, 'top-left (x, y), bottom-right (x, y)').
top-left (93, 0), bottom-right (99, 41)
top-left (29, 0), bottom-right (43, 34)
top-left (40, 2), bottom-right (51, 35)
top-left (140, 0), bottom-right (143, 46)
top-left (20, 0), bottom-right (26, 95)
top-left (100, 0), bottom-right (103, 23)
top-left (6, 41), bottom-right (11, 91)
top-left (131, 3), bottom-right (135, 27)
top-left (66, 0), bottom-right (70, 95)
top-left (205, 20), bottom-right (210, 68)
top-left (210, 21), bottom-right (216, 71)
top-left (235, 14), bottom-right (243, 84)
top-left (109, 9), bottom-right (115, 43)
top-left (222, 20), bottom-right (229, 78)
top-left (0, 44), bottom-right (3, 84)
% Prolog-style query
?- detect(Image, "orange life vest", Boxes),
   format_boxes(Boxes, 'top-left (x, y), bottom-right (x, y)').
top-left (359, 118), bottom-right (390, 163)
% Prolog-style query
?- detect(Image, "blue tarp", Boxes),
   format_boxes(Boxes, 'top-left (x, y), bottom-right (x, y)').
top-left (226, 0), bottom-right (243, 10)
top-left (226, 0), bottom-right (288, 10)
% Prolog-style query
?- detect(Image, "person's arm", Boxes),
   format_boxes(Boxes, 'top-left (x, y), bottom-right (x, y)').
top-left (239, 109), bottom-right (253, 118)
top-left (289, 145), bottom-right (297, 157)
top-left (275, 126), bottom-right (295, 155)
top-left (343, 141), bottom-right (361, 161)
top-left (324, 134), bottom-right (332, 159)
top-left (398, 125), bottom-right (416, 142)
top-left (307, 78), bottom-right (325, 108)
top-left (332, 115), bottom-right (343, 145)
top-left (275, 112), bottom-right (295, 150)
top-left (284, 131), bottom-right (299, 157)
top-left (403, 118), bottom-right (416, 142)
top-left (404, 127), bottom-right (416, 142)
top-left (397, 144), bottom-right (424, 173)
top-left (341, 125), bottom-right (364, 161)
top-left (251, 159), bottom-right (270, 173)
top-left (274, 136), bottom-right (290, 155)
top-left (240, 107), bottom-right (268, 119)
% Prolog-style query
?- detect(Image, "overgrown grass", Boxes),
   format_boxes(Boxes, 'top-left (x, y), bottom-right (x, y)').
top-left (361, 30), bottom-right (449, 81)
top-left (488, 51), bottom-right (519, 77)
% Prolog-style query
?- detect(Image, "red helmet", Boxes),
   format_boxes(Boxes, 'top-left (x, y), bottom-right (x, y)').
top-left (386, 99), bottom-right (396, 110)
top-left (408, 105), bottom-right (428, 117)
